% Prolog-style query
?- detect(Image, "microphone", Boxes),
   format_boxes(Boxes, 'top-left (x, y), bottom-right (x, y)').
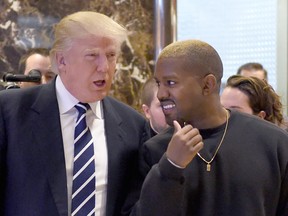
top-left (2, 70), bottom-right (41, 83)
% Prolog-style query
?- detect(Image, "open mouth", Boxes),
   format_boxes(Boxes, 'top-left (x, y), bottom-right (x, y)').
top-left (161, 100), bottom-right (176, 115)
top-left (94, 80), bottom-right (106, 87)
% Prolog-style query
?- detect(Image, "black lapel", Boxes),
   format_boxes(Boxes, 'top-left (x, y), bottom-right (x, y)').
top-left (102, 97), bottom-right (126, 215)
top-left (31, 80), bottom-right (68, 216)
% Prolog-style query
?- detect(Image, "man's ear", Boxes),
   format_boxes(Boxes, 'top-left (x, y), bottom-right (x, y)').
top-left (257, 110), bottom-right (266, 119)
top-left (142, 104), bottom-right (151, 119)
top-left (202, 74), bottom-right (217, 95)
top-left (56, 52), bottom-right (66, 71)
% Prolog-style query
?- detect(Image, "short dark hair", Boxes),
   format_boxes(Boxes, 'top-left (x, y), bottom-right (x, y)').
top-left (237, 62), bottom-right (268, 80)
top-left (18, 48), bottom-right (50, 74)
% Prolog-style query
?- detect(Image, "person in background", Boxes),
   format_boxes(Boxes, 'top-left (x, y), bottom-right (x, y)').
top-left (18, 47), bottom-right (56, 88)
top-left (0, 11), bottom-right (151, 216)
top-left (236, 62), bottom-right (288, 128)
top-left (237, 62), bottom-right (267, 81)
top-left (138, 39), bottom-right (288, 215)
top-left (140, 77), bottom-right (169, 136)
top-left (221, 74), bottom-right (287, 129)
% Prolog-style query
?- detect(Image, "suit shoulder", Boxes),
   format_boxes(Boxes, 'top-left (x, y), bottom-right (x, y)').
top-left (0, 85), bottom-right (43, 105)
top-left (104, 96), bottom-right (143, 117)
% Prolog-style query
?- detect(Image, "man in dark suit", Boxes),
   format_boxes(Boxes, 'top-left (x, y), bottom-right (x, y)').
top-left (0, 11), bottom-right (150, 216)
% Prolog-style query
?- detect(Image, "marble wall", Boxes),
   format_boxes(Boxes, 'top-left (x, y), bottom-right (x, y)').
top-left (0, 0), bottom-right (154, 111)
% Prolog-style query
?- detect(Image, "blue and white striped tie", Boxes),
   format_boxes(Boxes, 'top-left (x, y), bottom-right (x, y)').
top-left (72, 102), bottom-right (96, 216)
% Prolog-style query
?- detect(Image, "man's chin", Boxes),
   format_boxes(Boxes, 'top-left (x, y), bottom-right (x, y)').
top-left (165, 116), bottom-right (177, 127)
top-left (165, 116), bottom-right (186, 128)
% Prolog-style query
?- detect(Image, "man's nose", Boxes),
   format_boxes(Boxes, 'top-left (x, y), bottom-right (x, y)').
top-left (157, 84), bottom-right (168, 100)
top-left (97, 54), bottom-right (109, 72)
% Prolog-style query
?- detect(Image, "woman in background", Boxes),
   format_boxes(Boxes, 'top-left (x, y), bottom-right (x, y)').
top-left (221, 74), bottom-right (288, 130)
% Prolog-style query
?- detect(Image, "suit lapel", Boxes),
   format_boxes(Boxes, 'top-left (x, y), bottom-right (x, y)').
top-left (102, 97), bottom-right (126, 215)
top-left (31, 80), bottom-right (68, 216)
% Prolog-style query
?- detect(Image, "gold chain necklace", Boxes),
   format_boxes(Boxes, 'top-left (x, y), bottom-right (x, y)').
top-left (197, 109), bottom-right (229, 172)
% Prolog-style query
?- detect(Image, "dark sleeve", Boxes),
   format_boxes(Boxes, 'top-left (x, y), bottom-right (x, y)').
top-left (139, 127), bottom-right (173, 177)
top-left (277, 161), bottom-right (288, 215)
top-left (129, 128), bottom-right (185, 216)
top-left (131, 155), bottom-right (185, 216)
top-left (139, 138), bottom-right (160, 177)
top-left (275, 130), bottom-right (288, 216)
top-left (0, 100), bottom-right (6, 215)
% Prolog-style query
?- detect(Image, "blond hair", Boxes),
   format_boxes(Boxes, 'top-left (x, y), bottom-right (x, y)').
top-left (158, 39), bottom-right (223, 84)
top-left (50, 11), bottom-right (127, 73)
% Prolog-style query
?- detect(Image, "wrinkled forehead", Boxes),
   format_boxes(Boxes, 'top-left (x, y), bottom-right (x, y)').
top-left (69, 34), bottom-right (121, 54)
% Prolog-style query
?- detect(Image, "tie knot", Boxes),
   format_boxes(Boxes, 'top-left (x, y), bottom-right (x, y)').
top-left (75, 102), bottom-right (89, 115)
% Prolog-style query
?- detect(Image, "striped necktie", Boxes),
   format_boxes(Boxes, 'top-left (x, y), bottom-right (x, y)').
top-left (72, 102), bottom-right (96, 216)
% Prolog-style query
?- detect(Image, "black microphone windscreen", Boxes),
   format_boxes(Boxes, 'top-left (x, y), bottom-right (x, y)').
top-left (2, 71), bottom-right (41, 82)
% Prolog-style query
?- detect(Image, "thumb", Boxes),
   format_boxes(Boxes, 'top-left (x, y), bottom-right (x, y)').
top-left (173, 120), bottom-right (182, 134)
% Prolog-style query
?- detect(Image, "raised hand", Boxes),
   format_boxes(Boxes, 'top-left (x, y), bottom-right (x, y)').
top-left (166, 120), bottom-right (204, 168)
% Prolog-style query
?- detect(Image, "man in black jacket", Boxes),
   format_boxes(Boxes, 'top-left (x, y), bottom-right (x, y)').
top-left (138, 39), bottom-right (288, 216)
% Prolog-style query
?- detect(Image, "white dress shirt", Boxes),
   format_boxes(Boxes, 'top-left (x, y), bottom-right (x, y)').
top-left (55, 76), bottom-right (108, 216)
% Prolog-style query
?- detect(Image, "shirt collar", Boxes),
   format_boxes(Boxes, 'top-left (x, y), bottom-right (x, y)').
top-left (55, 76), bottom-right (103, 119)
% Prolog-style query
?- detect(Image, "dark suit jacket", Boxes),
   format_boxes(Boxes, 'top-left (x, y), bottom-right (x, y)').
top-left (0, 79), bottom-right (150, 216)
